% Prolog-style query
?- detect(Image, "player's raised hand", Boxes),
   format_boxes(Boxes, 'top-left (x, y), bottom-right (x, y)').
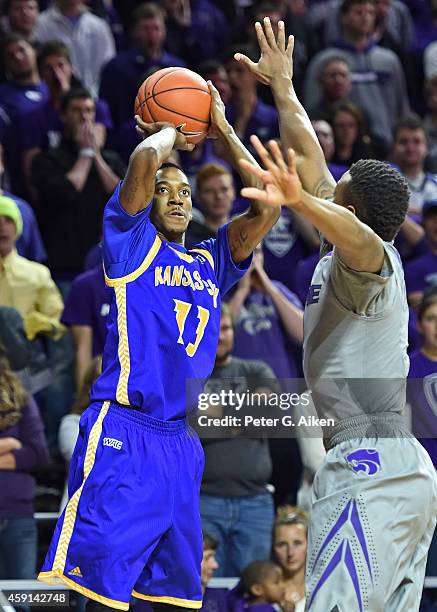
top-left (239, 135), bottom-right (302, 208)
top-left (234, 18), bottom-right (294, 86)
top-left (134, 115), bottom-right (194, 151)
top-left (207, 80), bottom-right (229, 138)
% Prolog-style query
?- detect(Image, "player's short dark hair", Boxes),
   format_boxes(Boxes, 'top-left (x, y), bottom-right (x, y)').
top-left (241, 561), bottom-right (281, 597)
top-left (345, 159), bottom-right (410, 241)
top-left (60, 87), bottom-right (94, 113)
top-left (417, 288), bottom-right (437, 321)
top-left (131, 2), bottom-right (165, 28)
top-left (38, 40), bottom-right (71, 69)
top-left (203, 533), bottom-right (218, 551)
top-left (393, 115), bottom-right (427, 142)
top-left (157, 162), bottom-right (183, 173)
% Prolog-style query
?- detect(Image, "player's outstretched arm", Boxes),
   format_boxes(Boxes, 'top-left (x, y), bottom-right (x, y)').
top-left (207, 81), bottom-right (280, 263)
top-left (240, 137), bottom-right (384, 273)
top-left (119, 119), bottom-right (193, 215)
top-left (235, 18), bottom-right (336, 200)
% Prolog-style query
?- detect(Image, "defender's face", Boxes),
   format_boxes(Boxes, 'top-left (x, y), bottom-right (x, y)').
top-left (334, 171), bottom-right (352, 209)
top-left (151, 167), bottom-right (192, 238)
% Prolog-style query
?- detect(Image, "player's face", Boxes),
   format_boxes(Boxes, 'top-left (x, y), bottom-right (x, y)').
top-left (8, 0), bottom-right (39, 34)
top-left (0, 215), bottom-right (17, 257)
top-left (334, 171), bottom-right (353, 211)
top-left (418, 303), bottom-right (437, 349)
top-left (40, 54), bottom-right (72, 89)
top-left (392, 128), bottom-right (428, 167)
top-left (256, 567), bottom-right (286, 604)
top-left (320, 60), bottom-right (351, 100)
top-left (273, 524), bottom-right (307, 577)
top-left (216, 314), bottom-right (234, 361)
top-left (3, 40), bottom-right (35, 79)
top-left (200, 548), bottom-right (219, 587)
top-left (197, 174), bottom-right (234, 220)
top-left (151, 167), bottom-right (192, 240)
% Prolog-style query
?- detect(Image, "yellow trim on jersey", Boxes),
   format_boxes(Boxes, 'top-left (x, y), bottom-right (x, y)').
top-left (132, 590), bottom-right (202, 609)
top-left (104, 235), bottom-right (162, 286)
top-left (38, 571), bottom-right (128, 611)
top-left (168, 245), bottom-right (195, 263)
top-left (190, 248), bottom-right (215, 270)
top-left (115, 285), bottom-right (130, 405)
top-left (50, 401), bottom-right (110, 575)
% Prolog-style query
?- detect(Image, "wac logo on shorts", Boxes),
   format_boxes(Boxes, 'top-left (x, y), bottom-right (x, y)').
top-left (103, 437), bottom-right (123, 450)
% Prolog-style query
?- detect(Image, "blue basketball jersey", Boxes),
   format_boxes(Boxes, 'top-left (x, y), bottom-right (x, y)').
top-left (90, 182), bottom-right (250, 419)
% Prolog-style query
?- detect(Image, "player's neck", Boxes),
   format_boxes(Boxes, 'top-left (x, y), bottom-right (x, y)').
top-left (157, 230), bottom-right (185, 246)
top-left (421, 346), bottom-right (437, 361)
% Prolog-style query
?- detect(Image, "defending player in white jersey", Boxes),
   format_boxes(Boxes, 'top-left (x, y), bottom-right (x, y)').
top-left (236, 18), bottom-right (437, 612)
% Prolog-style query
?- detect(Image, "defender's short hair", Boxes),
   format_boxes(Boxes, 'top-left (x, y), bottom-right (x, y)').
top-left (346, 159), bottom-right (410, 242)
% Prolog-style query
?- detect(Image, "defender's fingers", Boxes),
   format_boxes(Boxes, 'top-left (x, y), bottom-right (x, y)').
top-left (277, 20), bottom-right (286, 52)
top-left (250, 135), bottom-right (276, 172)
top-left (239, 158), bottom-right (268, 180)
top-left (234, 53), bottom-right (257, 72)
top-left (241, 186), bottom-right (270, 204)
top-left (254, 21), bottom-right (270, 53)
top-left (268, 140), bottom-right (288, 172)
top-left (286, 35), bottom-right (295, 61)
top-left (287, 148), bottom-right (297, 173)
top-left (263, 16), bottom-right (277, 48)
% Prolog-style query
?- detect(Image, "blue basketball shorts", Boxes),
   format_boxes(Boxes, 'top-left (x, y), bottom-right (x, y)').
top-left (38, 401), bottom-right (205, 610)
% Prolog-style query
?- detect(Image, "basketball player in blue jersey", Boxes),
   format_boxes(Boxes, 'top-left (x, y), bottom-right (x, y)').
top-left (236, 19), bottom-right (437, 612)
top-left (38, 84), bottom-right (280, 612)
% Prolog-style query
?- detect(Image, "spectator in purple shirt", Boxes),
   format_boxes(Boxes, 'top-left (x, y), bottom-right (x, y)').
top-left (0, 341), bottom-right (49, 582)
top-left (227, 560), bottom-right (286, 612)
top-left (61, 265), bottom-right (110, 389)
top-left (21, 41), bottom-right (113, 193)
top-left (0, 33), bottom-right (49, 195)
top-left (407, 291), bottom-right (437, 576)
top-left (405, 200), bottom-right (437, 309)
top-left (99, 3), bottom-right (186, 127)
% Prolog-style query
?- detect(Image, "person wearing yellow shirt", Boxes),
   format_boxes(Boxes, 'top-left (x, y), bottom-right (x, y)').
top-left (0, 195), bottom-right (64, 341)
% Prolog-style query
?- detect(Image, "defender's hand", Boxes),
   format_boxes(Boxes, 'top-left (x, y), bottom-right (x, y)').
top-left (234, 18), bottom-right (294, 85)
top-left (239, 135), bottom-right (302, 208)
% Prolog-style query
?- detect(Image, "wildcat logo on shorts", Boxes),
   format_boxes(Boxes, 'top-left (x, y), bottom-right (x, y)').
top-left (103, 437), bottom-right (123, 450)
top-left (346, 449), bottom-right (381, 475)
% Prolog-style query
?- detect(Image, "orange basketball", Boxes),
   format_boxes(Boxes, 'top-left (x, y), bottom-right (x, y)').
top-left (134, 67), bottom-right (212, 144)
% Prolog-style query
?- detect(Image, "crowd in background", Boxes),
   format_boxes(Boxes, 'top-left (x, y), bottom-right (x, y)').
top-left (0, 0), bottom-right (437, 610)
